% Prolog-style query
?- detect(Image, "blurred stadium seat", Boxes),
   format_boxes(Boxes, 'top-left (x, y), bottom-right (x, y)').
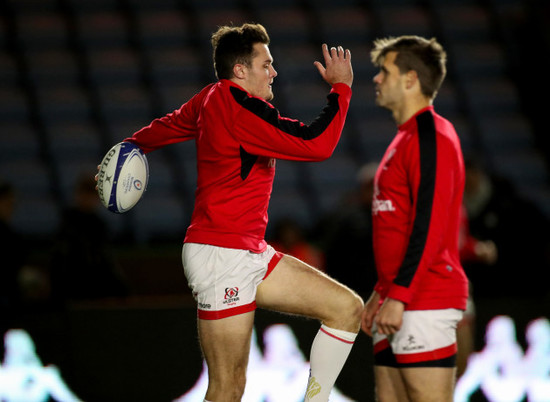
top-left (0, 0), bottom-right (547, 241)
top-left (376, 4), bottom-right (435, 38)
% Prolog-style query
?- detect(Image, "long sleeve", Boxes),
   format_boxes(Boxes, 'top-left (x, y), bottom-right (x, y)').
top-left (388, 114), bottom-right (461, 303)
top-left (372, 107), bottom-right (468, 310)
top-left (124, 84), bottom-right (215, 153)
top-left (230, 83), bottom-right (352, 162)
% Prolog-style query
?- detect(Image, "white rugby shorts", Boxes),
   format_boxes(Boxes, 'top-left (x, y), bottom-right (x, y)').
top-left (182, 243), bottom-right (283, 320)
top-left (373, 308), bottom-right (463, 367)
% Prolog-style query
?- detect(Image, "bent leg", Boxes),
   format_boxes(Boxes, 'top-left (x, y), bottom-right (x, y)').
top-left (198, 311), bottom-right (255, 402)
top-left (256, 255), bottom-right (363, 331)
top-left (256, 255), bottom-right (364, 400)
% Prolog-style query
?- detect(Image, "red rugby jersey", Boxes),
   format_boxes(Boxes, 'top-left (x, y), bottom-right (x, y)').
top-left (372, 106), bottom-right (469, 311)
top-left (126, 79), bottom-right (351, 252)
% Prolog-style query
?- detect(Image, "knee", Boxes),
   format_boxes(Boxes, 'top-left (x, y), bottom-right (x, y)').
top-left (347, 292), bottom-right (365, 326)
top-left (208, 368), bottom-right (247, 401)
top-left (236, 372), bottom-right (247, 397)
top-left (328, 290), bottom-right (364, 332)
top-left (229, 370), bottom-right (247, 401)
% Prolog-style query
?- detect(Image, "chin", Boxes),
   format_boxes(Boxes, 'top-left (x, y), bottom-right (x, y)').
top-left (375, 98), bottom-right (384, 107)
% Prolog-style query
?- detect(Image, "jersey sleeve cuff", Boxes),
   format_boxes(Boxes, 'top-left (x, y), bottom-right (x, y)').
top-left (387, 285), bottom-right (413, 305)
top-left (331, 82), bottom-right (352, 99)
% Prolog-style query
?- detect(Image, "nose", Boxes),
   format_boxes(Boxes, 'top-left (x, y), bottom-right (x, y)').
top-left (373, 72), bottom-right (381, 84)
top-left (270, 65), bottom-right (278, 78)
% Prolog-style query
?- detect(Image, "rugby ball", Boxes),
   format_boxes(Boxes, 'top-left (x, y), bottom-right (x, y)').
top-left (97, 142), bottom-right (149, 213)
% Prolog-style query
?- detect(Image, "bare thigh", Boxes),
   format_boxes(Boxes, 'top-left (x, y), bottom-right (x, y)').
top-left (374, 365), bottom-right (456, 402)
top-left (198, 311), bottom-right (255, 400)
top-left (374, 366), bottom-right (409, 402)
top-left (400, 366), bottom-right (456, 402)
top-left (256, 255), bottom-right (363, 332)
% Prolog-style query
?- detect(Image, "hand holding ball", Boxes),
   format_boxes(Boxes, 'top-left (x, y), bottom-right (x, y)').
top-left (97, 142), bottom-right (149, 213)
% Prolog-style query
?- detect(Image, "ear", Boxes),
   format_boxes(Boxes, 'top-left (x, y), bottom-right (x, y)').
top-left (405, 70), bottom-right (418, 90)
top-left (233, 64), bottom-right (247, 80)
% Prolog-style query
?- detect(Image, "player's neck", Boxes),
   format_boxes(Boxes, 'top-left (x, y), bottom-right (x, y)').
top-left (394, 96), bottom-right (431, 126)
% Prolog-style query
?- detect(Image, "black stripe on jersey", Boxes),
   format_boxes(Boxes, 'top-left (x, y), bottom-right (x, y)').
top-left (394, 111), bottom-right (437, 288)
top-left (240, 146), bottom-right (258, 180)
top-left (230, 86), bottom-right (340, 140)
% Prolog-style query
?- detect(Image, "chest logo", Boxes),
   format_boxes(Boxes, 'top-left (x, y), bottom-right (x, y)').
top-left (372, 199), bottom-right (396, 215)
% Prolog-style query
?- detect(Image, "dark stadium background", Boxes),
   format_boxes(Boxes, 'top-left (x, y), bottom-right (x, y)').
top-left (1, 0), bottom-right (549, 400)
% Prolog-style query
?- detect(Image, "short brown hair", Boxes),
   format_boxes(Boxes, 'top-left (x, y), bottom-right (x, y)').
top-left (371, 35), bottom-right (447, 99)
top-left (211, 23), bottom-right (270, 80)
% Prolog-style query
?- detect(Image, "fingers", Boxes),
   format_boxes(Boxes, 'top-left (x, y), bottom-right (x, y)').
top-left (376, 323), bottom-right (398, 335)
top-left (325, 44), bottom-right (351, 62)
top-left (374, 302), bottom-right (402, 335)
top-left (321, 43), bottom-right (330, 59)
top-left (95, 165), bottom-right (100, 190)
top-left (375, 314), bottom-right (402, 335)
top-left (361, 316), bottom-right (373, 337)
top-left (329, 45), bottom-right (339, 60)
top-left (317, 44), bottom-right (351, 65)
top-left (317, 43), bottom-right (353, 87)
top-left (313, 60), bottom-right (326, 77)
top-left (332, 45), bottom-right (347, 59)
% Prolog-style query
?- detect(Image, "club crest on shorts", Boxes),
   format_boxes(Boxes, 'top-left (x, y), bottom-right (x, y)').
top-left (402, 334), bottom-right (425, 352)
top-left (223, 287), bottom-right (240, 306)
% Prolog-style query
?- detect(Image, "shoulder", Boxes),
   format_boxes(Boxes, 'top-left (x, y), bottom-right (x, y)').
top-left (181, 82), bottom-right (218, 112)
top-left (415, 110), bottom-right (462, 154)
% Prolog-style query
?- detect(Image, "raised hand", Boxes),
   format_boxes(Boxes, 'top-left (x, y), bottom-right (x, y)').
top-left (314, 44), bottom-right (353, 87)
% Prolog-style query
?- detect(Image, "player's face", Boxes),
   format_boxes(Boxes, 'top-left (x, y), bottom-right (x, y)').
top-left (242, 43), bottom-right (277, 101)
top-left (373, 51), bottom-right (406, 111)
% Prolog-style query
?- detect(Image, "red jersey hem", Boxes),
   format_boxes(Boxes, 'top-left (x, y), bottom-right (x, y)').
top-left (184, 229), bottom-right (267, 253)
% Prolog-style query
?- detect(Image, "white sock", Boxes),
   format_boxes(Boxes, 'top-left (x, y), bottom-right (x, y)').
top-left (305, 324), bottom-right (357, 401)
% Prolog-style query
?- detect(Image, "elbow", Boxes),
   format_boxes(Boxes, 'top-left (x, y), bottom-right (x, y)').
top-left (310, 147), bottom-right (334, 161)
top-left (319, 149), bottom-right (335, 161)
